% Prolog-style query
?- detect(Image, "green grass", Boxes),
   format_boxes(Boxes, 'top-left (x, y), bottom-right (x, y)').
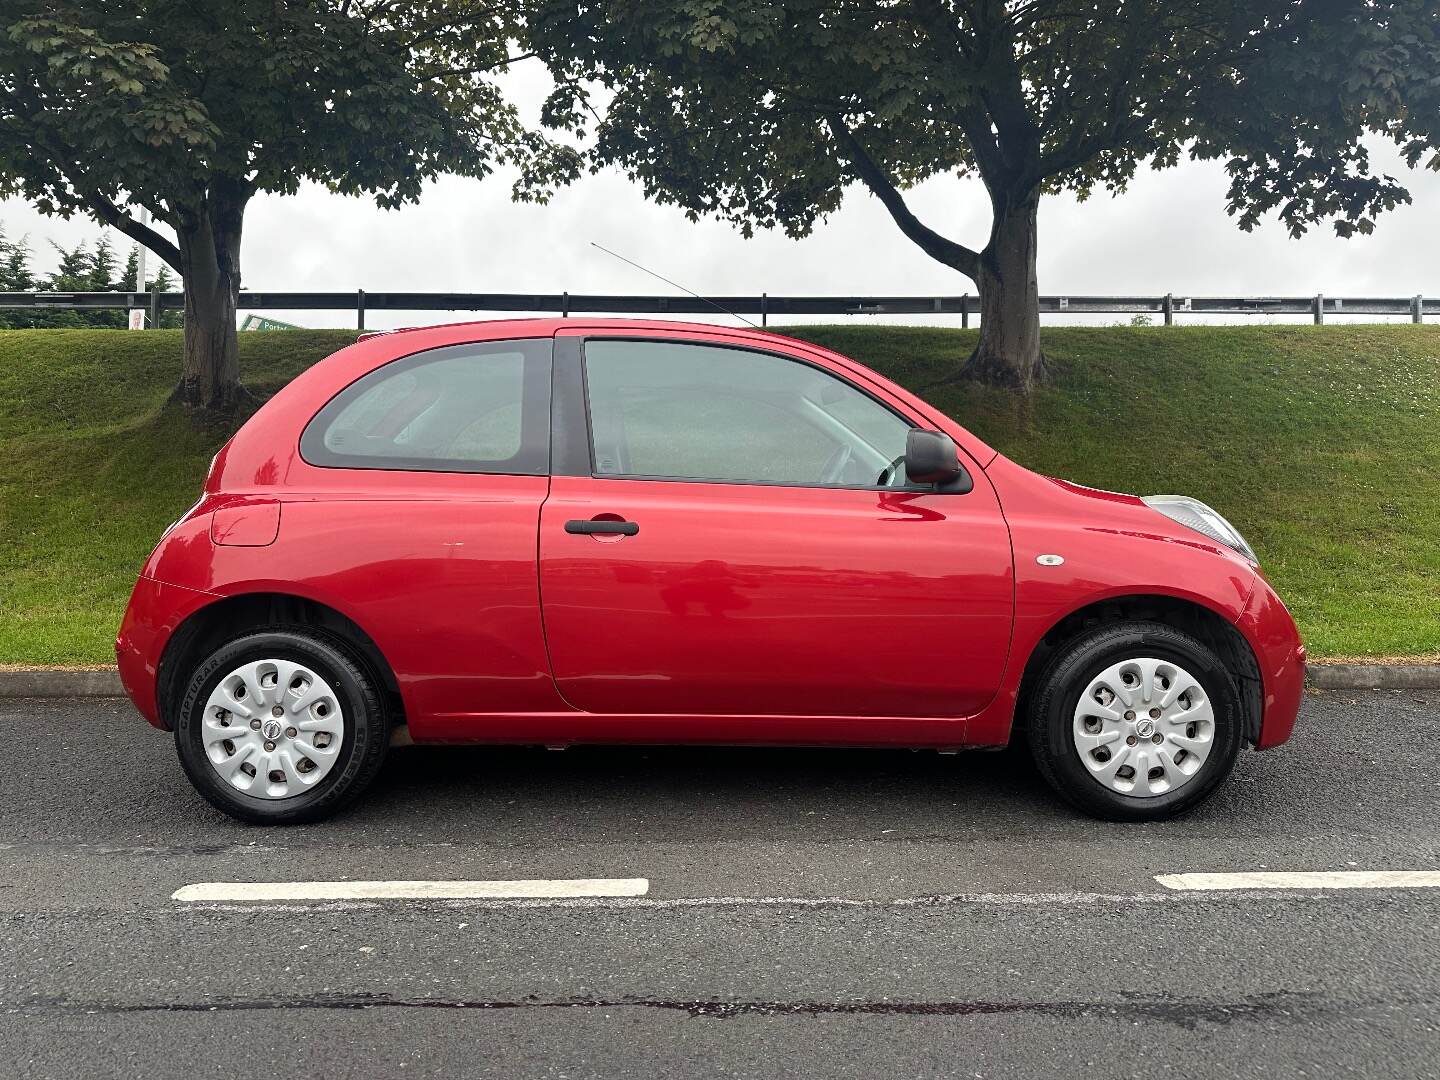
top-left (1, 325), bottom-right (1436, 665)
top-left (0, 330), bottom-right (356, 666)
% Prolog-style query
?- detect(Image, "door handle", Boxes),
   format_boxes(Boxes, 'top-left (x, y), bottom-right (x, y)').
top-left (565, 518), bottom-right (639, 536)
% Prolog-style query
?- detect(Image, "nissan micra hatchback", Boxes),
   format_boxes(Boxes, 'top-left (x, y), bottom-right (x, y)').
top-left (117, 319), bottom-right (1305, 824)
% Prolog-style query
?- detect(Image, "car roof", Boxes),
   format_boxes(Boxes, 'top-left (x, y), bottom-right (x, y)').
top-left (360, 316), bottom-right (816, 350)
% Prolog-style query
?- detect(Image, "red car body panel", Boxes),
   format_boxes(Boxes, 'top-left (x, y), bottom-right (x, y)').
top-left (116, 318), bottom-right (1305, 752)
top-left (116, 575), bottom-right (214, 725)
top-left (1240, 579), bottom-right (1308, 749)
top-left (539, 474), bottom-right (1014, 722)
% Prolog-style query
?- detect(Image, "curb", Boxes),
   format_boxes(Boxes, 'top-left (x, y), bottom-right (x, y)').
top-left (1305, 664), bottom-right (1440, 690)
top-left (0, 670), bottom-right (124, 697)
top-left (1, 664), bottom-right (1437, 698)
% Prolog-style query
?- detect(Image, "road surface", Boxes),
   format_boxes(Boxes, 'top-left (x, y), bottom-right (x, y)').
top-left (2, 689), bottom-right (1437, 1078)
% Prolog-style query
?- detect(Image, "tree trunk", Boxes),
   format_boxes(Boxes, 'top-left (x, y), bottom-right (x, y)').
top-left (962, 190), bottom-right (1046, 391)
top-left (173, 182), bottom-right (248, 413)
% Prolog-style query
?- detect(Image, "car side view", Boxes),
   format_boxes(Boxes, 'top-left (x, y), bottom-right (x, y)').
top-left (116, 319), bottom-right (1306, 824)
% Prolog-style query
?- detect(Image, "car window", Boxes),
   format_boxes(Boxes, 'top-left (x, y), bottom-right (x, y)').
top-left (583, 339), bottom-right (915, 487)
top-left (300, 339), bottom-right (550, 474)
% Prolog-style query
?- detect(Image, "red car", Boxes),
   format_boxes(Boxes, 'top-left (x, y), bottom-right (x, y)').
top-left (116, 319), bottom-right (1305, 824)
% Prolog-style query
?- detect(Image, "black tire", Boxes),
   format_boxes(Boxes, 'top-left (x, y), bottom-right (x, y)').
top-left (174, 629), bottom-right (389, 824)
top-left (1027, 621), bottom-right (1242, 821)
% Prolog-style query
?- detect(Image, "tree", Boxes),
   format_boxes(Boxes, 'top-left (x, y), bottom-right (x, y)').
top-left (1, 2), bottom-right (577, 411)
top-left (0, 223), bottom-right (179, 328)
top-left (527, 1), bottom-right (1440, 391)
top-left (0, 225), bottom-right (45, 327)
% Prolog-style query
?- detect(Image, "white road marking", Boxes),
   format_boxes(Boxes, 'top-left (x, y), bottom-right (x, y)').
top-left (1156, 871), bottom-right (1440, 891)
top-left (172, 878), bottom-right (649, 902)
top-left (176, 891), bottom-right (1181, 913)
top-left (171, 875), bottom-right (1440, 911)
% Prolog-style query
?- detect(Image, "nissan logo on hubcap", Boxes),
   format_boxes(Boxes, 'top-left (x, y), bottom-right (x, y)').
top-left (261, 720), bottom-right (284, 741)
top-left (1135, 718), bottom-right (1156, 739)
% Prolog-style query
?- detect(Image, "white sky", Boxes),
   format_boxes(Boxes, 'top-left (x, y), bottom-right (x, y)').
top-left (3, 63), bottom-right (1437, 330)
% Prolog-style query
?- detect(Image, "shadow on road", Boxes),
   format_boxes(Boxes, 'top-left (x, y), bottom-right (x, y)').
top-left (364, 738), bottom-right (1055, 834)
top-left (4, 691), bottom-right (1433, 845)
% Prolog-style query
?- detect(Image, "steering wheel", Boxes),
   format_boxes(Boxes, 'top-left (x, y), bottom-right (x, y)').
top-left (820, 443), bottom-right (854, 485)
top-left (875, 452), bottom-right (908, 487)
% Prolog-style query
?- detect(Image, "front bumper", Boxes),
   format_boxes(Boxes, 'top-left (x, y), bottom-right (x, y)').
top-left (1238, 579), bottom-right (1306, 749)
top-left (115, 575), bottom-right (218, 730)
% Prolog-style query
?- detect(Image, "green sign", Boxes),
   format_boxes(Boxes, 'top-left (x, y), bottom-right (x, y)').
top-left (240, 314), bottom-right (303, 331)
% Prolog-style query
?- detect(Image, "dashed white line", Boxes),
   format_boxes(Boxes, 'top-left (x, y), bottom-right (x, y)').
top-left (174, 892), bottom-right (1184, 913)
top-left (169, 873), bottom-right (1440, 907)
top-left (171, 878), bottom-right (650, 902)
top-left (1156, 871), bottom-right (1440, 891)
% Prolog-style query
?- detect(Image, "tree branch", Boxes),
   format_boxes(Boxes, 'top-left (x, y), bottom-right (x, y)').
top-left (971, 0), bottom-right (1042, 183)
top-left (7, 93), bottom-right (190, 268)
top-left (420, 51), bottom-right (539, 81)
top-left (826, 114), bottom-right (981, 280)
top-left (1034, 7), bottom-right (1153, 178)
top-left (905, 0), bottom-right (1009, 186)
top-left (84, 190), bottom-right (183, 272)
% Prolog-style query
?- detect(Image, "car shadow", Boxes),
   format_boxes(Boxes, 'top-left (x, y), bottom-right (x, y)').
top-left (19, 694), bottom-right (1419, 847)
top-left (345, 740), bottom-right (1080, 841)
top-left (335, 690), bottom-right (1423, 841)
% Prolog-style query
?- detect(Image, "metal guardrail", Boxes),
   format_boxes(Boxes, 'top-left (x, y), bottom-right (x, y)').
top-left (0, 290), bottom-right (1434, 329)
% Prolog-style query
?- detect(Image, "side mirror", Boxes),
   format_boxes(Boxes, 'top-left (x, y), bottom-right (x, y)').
top-left (904, 429), bottom-right (972, 492)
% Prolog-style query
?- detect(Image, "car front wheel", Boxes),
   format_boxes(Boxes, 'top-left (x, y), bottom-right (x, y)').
top-left (1027, 621), bottom-right (1243, 821)
top-left (173, 630), bottom-right (389, 824)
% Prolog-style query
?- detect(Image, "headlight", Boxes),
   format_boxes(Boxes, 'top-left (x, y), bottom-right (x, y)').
top-left (1141, 495), bottom-right (1258, 563)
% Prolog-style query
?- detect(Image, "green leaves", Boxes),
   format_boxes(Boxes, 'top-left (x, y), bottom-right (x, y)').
top-left (1, 1), bottom-right (566, 401)
top-left (0, 1), bottom-right (563, 245)
top-left (524, 0), bottom-right (1440, 252)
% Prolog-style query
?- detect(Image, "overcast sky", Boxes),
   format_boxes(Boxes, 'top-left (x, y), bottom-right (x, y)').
top-left (3, 63), bottom-right (1437, 330)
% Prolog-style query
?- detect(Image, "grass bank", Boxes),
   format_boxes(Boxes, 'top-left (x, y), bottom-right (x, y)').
top-left (1, 325), bottom-right (1435, 665)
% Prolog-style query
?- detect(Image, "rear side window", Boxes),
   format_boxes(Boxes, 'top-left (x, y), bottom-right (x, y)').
top-left (300, 339), bottom-right (551, 474)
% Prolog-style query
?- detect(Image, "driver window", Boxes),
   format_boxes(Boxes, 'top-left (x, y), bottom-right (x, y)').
top-left (583, 339), bottom-right (914, 488)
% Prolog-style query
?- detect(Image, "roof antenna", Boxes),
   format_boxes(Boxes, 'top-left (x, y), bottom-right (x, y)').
top-left (589, 241), bottom-right (759, 329)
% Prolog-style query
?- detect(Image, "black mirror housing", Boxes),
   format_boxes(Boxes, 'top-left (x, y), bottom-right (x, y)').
top-left (904, 429), bottom-right (971, 491)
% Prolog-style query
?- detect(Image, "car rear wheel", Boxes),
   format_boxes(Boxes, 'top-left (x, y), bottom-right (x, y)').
top-left (1027, 621), bottom-right (1243, 821)
top-left (174, 630), bottom-right (389, 824)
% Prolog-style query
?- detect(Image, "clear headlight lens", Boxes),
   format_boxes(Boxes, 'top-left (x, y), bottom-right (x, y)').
top-left (1141, 495), bottom-right (1258, 564)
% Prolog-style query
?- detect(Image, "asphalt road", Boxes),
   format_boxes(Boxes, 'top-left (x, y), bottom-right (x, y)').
top-left (2, 689), bottom-right (1438, 1079)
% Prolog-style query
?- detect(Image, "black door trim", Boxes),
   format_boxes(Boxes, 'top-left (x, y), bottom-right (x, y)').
top-left (548, 333), bottom-right (593, 477)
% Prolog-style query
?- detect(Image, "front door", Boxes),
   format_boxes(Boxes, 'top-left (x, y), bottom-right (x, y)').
top-left (538, 332), bottom-right (1014, 724)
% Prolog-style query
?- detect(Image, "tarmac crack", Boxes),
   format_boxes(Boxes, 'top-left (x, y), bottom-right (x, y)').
top-left (0, 990), bottom-right (1378, 1029)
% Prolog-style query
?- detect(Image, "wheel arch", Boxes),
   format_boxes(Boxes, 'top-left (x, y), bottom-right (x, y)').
top-left (1013, 593), bottom-right (1263, 746)
top-left (156, 592), bottom-right (404, 732)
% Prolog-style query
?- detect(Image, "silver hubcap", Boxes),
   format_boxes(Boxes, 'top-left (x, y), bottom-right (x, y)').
top-left (202, 659), bottom-right (345, 800)
top-left (1071, 657), bottom-right (1215, 798)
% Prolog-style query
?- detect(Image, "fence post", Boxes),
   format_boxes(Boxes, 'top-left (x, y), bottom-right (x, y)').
top-left (357, 289), bottom-right (365, 331)
top-left (1313, 293), bottom-right (1324, 325)
top-left (961, 293), bottom-right (969, 329)
top-left (562, 290), bottom-right (570, 318)
top-left (761, 292), bottom-right (768, 327)
top-left (1414, 295), bottom-right (1424, 324)
top-left (148, 289), bottom-right (160, 328)
top-left (1163, 293), bottom-right (1174, 326)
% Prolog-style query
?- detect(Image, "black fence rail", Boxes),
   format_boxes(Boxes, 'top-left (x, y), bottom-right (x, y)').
top-left (0, 289), bottom-right (1435, 329)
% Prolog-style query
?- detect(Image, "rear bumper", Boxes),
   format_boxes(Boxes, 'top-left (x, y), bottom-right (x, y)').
top-left (1239, 580), bottom-right (1306, 750)
top-left (115, 576), bottom-right (217, 730)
